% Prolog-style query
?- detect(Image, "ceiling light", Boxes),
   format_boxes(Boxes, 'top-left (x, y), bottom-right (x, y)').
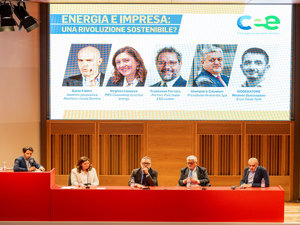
top-left (13, 1), bottom-right (39, 32)
top-left (0, 3), bottom-right (16, 32)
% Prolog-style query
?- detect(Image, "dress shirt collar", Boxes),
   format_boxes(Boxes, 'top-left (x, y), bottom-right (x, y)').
top-left (160, 75), bottom-right (180, 87)
top-left (124, 77), bottom-right (139, 87)
top-left (82, 73), bottom-right (100, 87)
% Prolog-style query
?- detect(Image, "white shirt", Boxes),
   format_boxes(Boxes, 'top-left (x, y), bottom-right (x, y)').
top-left (189, 167), bottom-right (200, 185)
top-left (247, 169), bottom-right (256, 184)
top-left (82, 74), bottom-right (101, 87)
top-left (160, 75), bottom-right (180, 87)
top-left (124, 78), bottom-right (139, 87)
top-left (71, 167), bottom-right (99, 186)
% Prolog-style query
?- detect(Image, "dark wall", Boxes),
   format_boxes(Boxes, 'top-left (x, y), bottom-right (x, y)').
top-left (293, 4), bottom-right (300, 201)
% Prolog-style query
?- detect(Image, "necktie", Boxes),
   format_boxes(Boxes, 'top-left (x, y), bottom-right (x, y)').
top-left (142, 173), bottom-right (147, 185)
top-left (216, 75), bottom-right (226, 87)
top-left (189, 170), bottom-right (192, 178)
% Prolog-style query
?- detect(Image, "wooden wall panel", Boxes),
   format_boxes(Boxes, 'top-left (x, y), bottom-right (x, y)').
top-left (246, 123), bottom-right (290, 135)
top-left (51, 122), bottom-right (95, 134)
top-left (197, 135), bottom-right (241, 175)
top-left (99, 123), bottom-right (144, 135)
top-left (247, 135), bottom-right (290, 176)
top-left (197, 123), bottom-right (241, 134)
top-left (47, 120), bottom-right (294, 200)
top-left (147, 121), bottom-right (194, 181)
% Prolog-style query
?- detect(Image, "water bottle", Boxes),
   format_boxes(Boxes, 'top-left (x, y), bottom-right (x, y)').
top-left (187, 178), bottom-right (191, 190)
top-left (130, 177), bottom-right (135, 189)
top-left (2, 161), bottom-right (7, 172)
top-left (261, 178), bottom-right (265, 188)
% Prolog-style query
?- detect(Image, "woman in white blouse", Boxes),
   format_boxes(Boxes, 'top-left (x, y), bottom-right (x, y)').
top-left (71, 156), bottom-right (99, 188)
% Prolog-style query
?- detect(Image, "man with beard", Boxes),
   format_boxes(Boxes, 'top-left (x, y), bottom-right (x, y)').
top-left (151, 47), bottom-right (187, 87)
top-left (63, 46), bottom-right (105, 87)
top-left (128, 156), bottom-right (158, 187)
top-left (240, 48), bottom-right (270, 87)
top-left (194, 46), bottom-right (229, 87)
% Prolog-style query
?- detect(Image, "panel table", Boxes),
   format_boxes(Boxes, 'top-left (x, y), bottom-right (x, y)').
top-left (51, 186), bottom-right (284, 222)
top-left (0, 169), bottom-right (55, 221)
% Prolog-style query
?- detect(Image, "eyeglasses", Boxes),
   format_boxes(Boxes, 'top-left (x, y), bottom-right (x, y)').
top-left (187, 162), bottom-right (195, 165)
top-left (157, 61), bottom-right (178, 66)
top-left (142, 162), bottom-right (151, 165)
top-left (208, 57), bottom-right (223, 63)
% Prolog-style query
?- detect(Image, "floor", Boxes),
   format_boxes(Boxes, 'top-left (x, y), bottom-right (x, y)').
top-left (285, 202), bottom-right (300, 222)
top-left (0, 203), bottom-right (299, 224)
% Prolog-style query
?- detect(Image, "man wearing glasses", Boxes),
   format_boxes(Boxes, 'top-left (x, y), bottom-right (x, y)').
top-left (194, 46), bottom-right (229, 87)
top-left (151, 47), bottom-right (187, 87)
top-left (178, 155), bottom-right (210, 186)
top-left (240, 157), bottom-right (270, 188)
top-left (128, 156), bottom-right (158, 187)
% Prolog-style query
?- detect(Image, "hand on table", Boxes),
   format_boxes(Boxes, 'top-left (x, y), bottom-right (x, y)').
top-left (28, 167), bottom-right (36, 171)
top-left (240, 183), bottom-right (252, 188)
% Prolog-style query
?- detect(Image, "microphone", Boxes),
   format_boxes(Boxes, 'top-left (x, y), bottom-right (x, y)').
top-left (231, 186), bottom-right (239, 190)
top-left (29, 159), bottom-right (34, 166)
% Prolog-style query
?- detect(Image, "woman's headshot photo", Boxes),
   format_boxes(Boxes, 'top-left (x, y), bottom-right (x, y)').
top-left (106, 46), bottom-right (147, 87)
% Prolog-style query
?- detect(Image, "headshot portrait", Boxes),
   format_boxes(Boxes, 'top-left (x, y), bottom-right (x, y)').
top-left (62, 44), bottom-right (111, 87)
top-left (151, 47), bottom-right (187, 87)
top-left (106, 46), bottom-right (147, 87)
top-left (190, 44), bottom-right (237, 87)
top-left (240, 47), bottom-right (270, 87)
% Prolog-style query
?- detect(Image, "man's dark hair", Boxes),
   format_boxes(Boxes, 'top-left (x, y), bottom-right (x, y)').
top-left (242, 47), bottom-right (269, 64)
top-left (156, 47), bottom-right (182, 64)
top-left (23, 146), bottom-right (33, 153)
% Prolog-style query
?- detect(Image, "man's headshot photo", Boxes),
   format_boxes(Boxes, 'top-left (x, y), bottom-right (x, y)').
top-left (240, 47), bottom-right (270, 87)
top-left (62, 44), bottom-right (111, 87)
top-left (193, 45), bottom-right (231, 87)
top-left (151, 47), bottom-right (187, 87)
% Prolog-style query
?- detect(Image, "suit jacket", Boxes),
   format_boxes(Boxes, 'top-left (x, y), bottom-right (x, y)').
top-left (151, 76), bottom-right (187, 87)
top-left (13, 156), bottom-right (42, 172)
top-left (128, 168), bottom-right (158, 186)
top-left (240, 166), bottom-right (270, 187)
top-left (62, 73), bottom-right (105, 86)
top-left (178, 166), bottom-right (210, 186)
top-left (194, 69), bottom-right (229, 87)
top-left (106, 76), bottom-right (145, 87)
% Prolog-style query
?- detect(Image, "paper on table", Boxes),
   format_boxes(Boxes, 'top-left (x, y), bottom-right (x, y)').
top-left (61, 186), bottom-right (76, 189)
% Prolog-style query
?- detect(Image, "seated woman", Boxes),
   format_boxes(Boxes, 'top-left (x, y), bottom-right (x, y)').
top-left (106, 46), bottom-right (147, 87)
top-left (71, 156), bottom-right (99, 188)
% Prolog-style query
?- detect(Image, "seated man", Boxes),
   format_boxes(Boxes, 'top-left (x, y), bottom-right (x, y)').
top-left (128, 156), bottom-right (158, 186)
top-left (13, 146), bottom-right (45, 172)
top-left (178, 155), bottom-right (210, 186)
top-left (240, 157), bottom-right (270, 187)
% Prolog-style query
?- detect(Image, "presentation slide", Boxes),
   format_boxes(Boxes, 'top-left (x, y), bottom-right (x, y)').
top-left (49, 4), bottom-right (292, 120)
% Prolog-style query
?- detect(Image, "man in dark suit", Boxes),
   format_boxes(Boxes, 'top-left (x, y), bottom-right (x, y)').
top-left (63, 46), bottom-right (105, 87)
top-left (194, 46), bottom-right (229, 87)
top-left (128, 156), bottom-right (158, 187)
top-left (13, 146), bottom-right (45, 172)
top-left (178, 155), bottom-right (210, 186)
top-left (240, 47), bottom-right (270, 87)
top-left (240, 157), bottom-right (270, 187)
top-left (151, 47), bottom-right (187, 87)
